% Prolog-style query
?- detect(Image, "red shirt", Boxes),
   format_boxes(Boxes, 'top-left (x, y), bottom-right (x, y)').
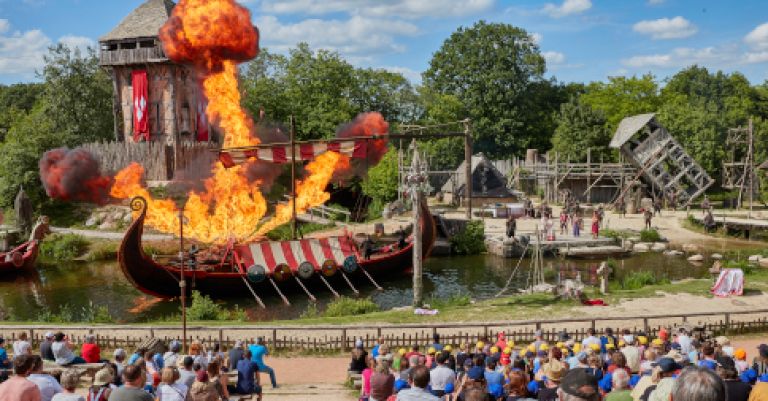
top-left (81, 343), bottom-right (101, 363)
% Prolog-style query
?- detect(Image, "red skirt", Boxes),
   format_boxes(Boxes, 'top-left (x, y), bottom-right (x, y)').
top-left (591, 222), bottom-right (599, 234)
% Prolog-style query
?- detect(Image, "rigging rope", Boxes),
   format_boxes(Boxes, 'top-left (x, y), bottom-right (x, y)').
top-left (494, 240), bottom-right (530, 298)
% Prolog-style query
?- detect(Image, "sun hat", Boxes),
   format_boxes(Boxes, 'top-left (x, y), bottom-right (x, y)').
top-left (665, 349), bottom-right (686, 364)
top-left (623, 335), bottom-right (634, 344)
top-left (573, 343), bottom-right (582, 353)
top-left (542, 362), bottom-right (565, 382)
top-left (508, 340), bottom-right (515, 348)
top-left (355, 339), bottom-right (364, 348)
top-left (716, 336), bottom-right (730, 346)
top-left (618, 340), bottom-right (626, 347)
top-left (527, 344), bottom-right (536, 352)
top-left (93, 368), bottom-right (113, 386)
top-left (503, 347), bottom-right (512, 354)
top-left (560, 368), bottom-right (599, 401)
top-left (556, 342), bottom-right (565, 348)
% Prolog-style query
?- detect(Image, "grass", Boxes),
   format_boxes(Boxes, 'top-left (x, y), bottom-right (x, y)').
top-left (639, 229), bottom-right (662, 243)
top-left (324, 297), bottom-right (379, 317)
top-left (84, 241), bottom-right (118, 261)
top-left (40, 233), bottom-right (90, 261)
top-left (601, 229), bottom-right (633, 240)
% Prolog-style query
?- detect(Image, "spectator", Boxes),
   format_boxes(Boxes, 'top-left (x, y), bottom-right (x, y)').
top-left (40, 332), bottom-right (55, 362)
top-left (13, 332), bottom-right (32, 358)
top-left (27, 355), bottom-right (62, 401)
top-left (227, 341), bottom-right (244, 371)
top-left (622, 338), bottom-right (641, 374)
top-left (81, 335), bottom-right (102, 364)
top-left (484, 359), bottom-right (504, 393)
top-left (52, 333), bottom-right (85, 366)
top-left (538, 362), bottom-right (564, 401)
top-left (606, 369), bottom-right (631, 401)
top-left (717, 356), bottom-right (751, 401)
top-left (735, 349), bottom-right (749, 374)
top-left (188, 341), bottom-right (207, 369)
top-left (350, 344), bottom-right (368, 374)
top-left (163, 341), bottom-right (181, 369)
top-left (0, 337), bottom-right (9, 368)
top-left (128, 348), bottom-right (145, 366)
top-left (108, 364), bottom-right (153, 401)
top-left (557, 368), bottom-right (600, 401)
top-left (370, 359), bottom-right (394, 401)
top-left (235, 350), bottom-right (262, 400)
top-left (670, 366), bottom-right (726, 401)
top-left (87, 368), bottom-right (113, 401)
top-left (156, 367), bottom-right (187, 401)
top-left (0, 354), bottom-right (41, 401)
top-left (608, 352), bottom-right (631, 376)
top-left (113, 349), bottom-right (127, 380)
top-left (504, 370), bottom-right (529, 401)
top-left (177, 356), bottom-right (196, 388)
top-left (430, 351), bottom-right (455, 397)
top-left (361, 356), bottom-right (376, 400)
top-left (750, 377), bottom-right (768, 401)
top-left (249, 337), bottom-right (277, 389)
top-left (676, 329), bottom-right (693, 356)
top-left (187, 371), bottom-right (218, 401)
top-left (206, 360), bottom-right (229, 401)
top-left (647, 358), bottom-right (681, 401)
top-left (372, 337), bottom-right (386, 358)
top-left (50, 369), bottom-right (84, 401)
top-left (582, 329), bottom-right (600, 349)
top-left (397, 365), bottom-right (438, 401)
top-left (754, 345), bottom-right (768, 377)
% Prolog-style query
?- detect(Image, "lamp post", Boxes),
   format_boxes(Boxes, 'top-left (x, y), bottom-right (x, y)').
top-left (403, 141), bottom-right (431, 307)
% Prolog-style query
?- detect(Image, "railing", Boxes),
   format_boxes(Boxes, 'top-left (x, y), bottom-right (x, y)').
top-left (1, 309), bottom-right (766, 352)
top-left (99, 46), bottom-right (167, 66)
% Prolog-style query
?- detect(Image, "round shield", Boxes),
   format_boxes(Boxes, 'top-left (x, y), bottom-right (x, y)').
top-left (297, 262), bottom-right (315, 280)
top-left (246, 265), bottom-right (267, 283)
top-left (9, 252), bottom-right (23, 268)
top-left (272, 263), bottom-right (292, 282)
top-left (321, 259), bottom-right (338, 277)
top-left (342, 255), bottom-right (359, 274)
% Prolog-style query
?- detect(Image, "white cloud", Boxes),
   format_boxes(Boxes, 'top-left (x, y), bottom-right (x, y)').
top-left (743, 51), bottom-right (768, 64)
top-left (0, 19), bottom-right (9, 34)
top-left (542, 0), bottom-right (592, 18)
top-left (744, 22), bottom-right (768, 50)
top-left (59, 35), bottom-right (95, 54)
top-left (529, 32), bottom-right (543, 45)
top-left (257, 0), bottom-right (494, 19)
top-left (632, 16), bottom-right (697, 40)
top-left (621, 47), bottom-right (720, 68)
top-left (0, 25), bottom-right (51, 76)
top-left (382, 66), bottom-right (421, 83)
top-left (256, 15), bottom-right (419, 58)
top-left (542, 51), bottom-right (565, 64)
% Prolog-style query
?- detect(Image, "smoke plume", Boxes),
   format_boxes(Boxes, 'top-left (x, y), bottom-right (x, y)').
top-left (39, 148), bottom-right (113, 205)
top-left (333, 112), bottom-right (389, 181)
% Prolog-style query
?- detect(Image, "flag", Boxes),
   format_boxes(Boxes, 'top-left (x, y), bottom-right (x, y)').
top-left (131, 70), bottom-right (149, 142)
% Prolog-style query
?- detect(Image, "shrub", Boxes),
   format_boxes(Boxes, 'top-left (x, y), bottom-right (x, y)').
top-left (450, 220), bottom-right (486, 255)
top-left (601, 229), bottom-right (630, 240)
top-left (40, 233), bottom-right (90, 260)
top-left (326, 203), bottom-right (350, 222)
top-left (639, 229), bottom-right (662, 242)
top-left (619, 271), bottom-right (669, 290)
top-left (426, 294), bottom-right (471, 309)
top-left (186, 291), bottom-right (222, 321)
top-left (723, 259), bottom-right (754, 275)
top-left (34, 301), bottom-right (113, 323)
top-left (324, 297), bottom-right (379, 317)
top-left (85, 241), bottom-right (118, 261)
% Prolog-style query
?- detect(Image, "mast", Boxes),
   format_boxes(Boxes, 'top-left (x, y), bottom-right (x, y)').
top-left (290, 116), bottom-right (297, 240)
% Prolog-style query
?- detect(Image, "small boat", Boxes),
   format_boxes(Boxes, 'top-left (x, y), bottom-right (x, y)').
top-left (118, 197), bottom-right (436, 299)
top-left (0, 240), bottom-right (39, 274)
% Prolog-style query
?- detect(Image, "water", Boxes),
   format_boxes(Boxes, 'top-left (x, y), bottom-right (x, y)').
top-left (0, 252), bottom-right (710, 323)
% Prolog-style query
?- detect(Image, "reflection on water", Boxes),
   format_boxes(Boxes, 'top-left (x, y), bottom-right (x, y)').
top-left (0, 252), bottom-right (710, 322)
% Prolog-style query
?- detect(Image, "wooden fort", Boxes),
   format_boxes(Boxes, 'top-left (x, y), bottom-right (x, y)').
top-left (610, 113), bottom-right (714, 208)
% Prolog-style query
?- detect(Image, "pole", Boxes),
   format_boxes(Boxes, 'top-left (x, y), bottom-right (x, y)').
top-left (748, 118), bottom-right (754, 220)
top-left (178, 208), bottom-right (187, 354)
top-left (290, 116), bottom-right (297, 240)
top-left (463, 119), bottom-right (472, 220)
top-left (412, 177), bottom-right (423, 307)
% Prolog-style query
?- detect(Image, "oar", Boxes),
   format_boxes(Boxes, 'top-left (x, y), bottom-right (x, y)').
top-left (238, 275), bottom-right (266, 309)
top-left (319, 275), bottom-right (341, 298)
top-left (359, 266), bottom-right (383, 291)
top-left (269, 278), bottom-right (290, 306)
top-left (339, 271), bottom-right (360, 296)
top-left (294, 276), bottom-right (317, 302)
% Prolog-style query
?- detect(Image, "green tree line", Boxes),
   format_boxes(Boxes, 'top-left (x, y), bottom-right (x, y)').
top-left (2, 20), bottom-right (768, 214)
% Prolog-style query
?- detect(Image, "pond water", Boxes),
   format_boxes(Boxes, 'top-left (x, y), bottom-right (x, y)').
top-left (0, 251), bottom-right (713, 323)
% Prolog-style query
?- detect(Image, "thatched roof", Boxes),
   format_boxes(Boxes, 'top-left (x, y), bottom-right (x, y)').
top-left (441, 153), bottom-right (515, 198)
top-left (100, 0), bottom-right (175, 42)
top-left (609, 113), bottom-right (657, 149)
top-left (759, 159), bottom-right (768, 170)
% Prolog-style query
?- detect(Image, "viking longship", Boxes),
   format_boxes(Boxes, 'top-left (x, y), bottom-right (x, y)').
top-left (118, 196), bottom-right (435, 300)
top-left (0, 240), bottom-right (39, 274)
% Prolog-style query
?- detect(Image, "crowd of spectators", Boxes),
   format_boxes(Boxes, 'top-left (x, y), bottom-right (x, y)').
top-left (350, 328), bottom-right (768, 401)
top-left (0, 332), bottom-right (277, 401)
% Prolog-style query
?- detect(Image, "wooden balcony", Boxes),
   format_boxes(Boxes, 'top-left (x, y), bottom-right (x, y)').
top-left (99, 46), bottom-right (168, 66)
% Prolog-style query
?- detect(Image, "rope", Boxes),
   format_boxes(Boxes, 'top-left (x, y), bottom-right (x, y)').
top-left (494, 240), bottom-right (530, 298)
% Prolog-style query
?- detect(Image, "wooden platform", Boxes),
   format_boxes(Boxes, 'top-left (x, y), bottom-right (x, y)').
top-left (486, 234), bottom-right (620, 258)
top-left (691, 214), bottom-right (768, 238)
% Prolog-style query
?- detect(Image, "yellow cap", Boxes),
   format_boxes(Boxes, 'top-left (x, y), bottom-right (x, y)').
top-left (444, 345), bottom-right (453, 353)
top-left (527, 344), bottom-right (536, 352)
top-left (638, 336), bottom-right (648, 345)
top-left (428, 347), bottom-right (436, 354)
top-left (540, 344), bottom-right (549, 351)
top-left (508, 341), bottom-right (515, 348)
top-left (618, 340), bottom-right (626, 347)
top-left (556, 342), bottom-right (565, 348)
top-left (490, 346), bottom-right (499, 354)
top-left (476, 341), bottom-right (485, 349)
top-left (573, 343), bottom-right (582, 353)
top-left (503, 347), bottom-right (512, 354)
top-left (561, 347), bottom-right (569, 355)
top-left (589, 343), bottom-right (601, 352)
top-left (606, 343), bottom-right (615, 350)
top-left (398, 348), bottom-right (406, 356)
top-left (652, 339), bottom-right (663, 346)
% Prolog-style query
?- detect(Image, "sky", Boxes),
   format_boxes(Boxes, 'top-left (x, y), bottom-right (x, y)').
top-left (1, 0), bottom-right (767, 86)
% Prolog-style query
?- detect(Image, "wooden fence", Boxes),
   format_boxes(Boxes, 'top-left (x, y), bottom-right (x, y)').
top-left (1, 310), bottom-right (767, 353)
top-left (81, 141), bottom-right (215, 181)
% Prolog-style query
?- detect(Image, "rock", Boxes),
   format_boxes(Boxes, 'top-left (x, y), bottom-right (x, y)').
top-left (85, 215), bottom-right (99, 227)
top-left (651, 243), bottom-right (667, 252)
top-left (711, 253), bottom-right (723, 260)
top-left (749, 255), bottom-right (761, 263)
top-left (687, 254), bottom-right (704, 262)
top-left (633, 243), bottom-right (651, 252)
top-left (98, 214), bottom-right (118, 231)
top-left (760, 258), bottom-right (768, 268)
top-left (664, 250), bottom-right (683, 256)
top-left (628, 237), bottom-right (641, 243)
top-left (682, 243), bottom-right (700, 253)
top-left (123, 213), bottom-right (133, 224)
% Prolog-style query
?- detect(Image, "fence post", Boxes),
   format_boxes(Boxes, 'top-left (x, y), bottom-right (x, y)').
top-left (591, 320), bottom-right (596, 331)
top-left (377, 327), bottom-right (382, 338)
top-left (271, 329), bottom-right (277, 348)
top-left (724, 313), bottom-right (731, 332)
top-left (341, 328), bottom-right (348, 352)
top-left (643, 318), bottom-right (649, 334)
top-left (218, 329), bottom-right (223, 346)
top-left (432, 327), bottom-right (437, 340)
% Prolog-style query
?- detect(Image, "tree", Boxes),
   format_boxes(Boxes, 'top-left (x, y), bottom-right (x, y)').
top-left (423, 21), bottom-right (547, 159)
top-left (580, 74), bottom-right (660, 133)
top-left (361, 147), bottom-right (399, 218)
top-left (551, 97), bottom-right (613, 162)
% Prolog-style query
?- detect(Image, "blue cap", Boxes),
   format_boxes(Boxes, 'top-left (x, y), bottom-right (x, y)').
top-left (489, 383), bottom-right (504, 398)
top-left (445, 382), bottom-right (455, 393)
top-left (699, 360), bottom-right (717, 370)
top-left (652, 357), bottom-right (682, 373)
top-left (527, 379), bottom-right (540, 394)
top-left (394, 379), bottom-right (409, 392)
top-left (740, 369), bottom-right (757, 383)
top-left (671, 343), bottom-right (682, 350)
top-left (467, 366), bottom-right (485, 380)
top-left (153, 353), bottom-right (164, 369)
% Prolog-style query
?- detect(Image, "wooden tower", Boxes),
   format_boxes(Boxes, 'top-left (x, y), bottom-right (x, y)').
top-left (98, 0), bottom-right (211, 145)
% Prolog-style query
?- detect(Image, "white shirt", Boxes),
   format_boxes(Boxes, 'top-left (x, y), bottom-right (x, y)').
top-left (163, 352), bottom-right (179, 368)
top-left (429, 365), bottom-right (455, 391)
top-left (28, 373), bottom-right (63, 401)
top-left (13, 340), bottom-right (31, 356)
top-left (581, 336), bottom-right (601, 348)
top-left (677, 334), bottom-right (693, 355)
top-left (157, 383), bottom-right (188, 401)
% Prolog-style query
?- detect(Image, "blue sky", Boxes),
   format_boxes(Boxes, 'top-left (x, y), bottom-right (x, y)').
top-left (1, 0), bottom-right (767, 85)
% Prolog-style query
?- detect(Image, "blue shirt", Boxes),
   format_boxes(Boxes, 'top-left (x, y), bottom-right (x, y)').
top-left (0, 348), bottom-right (7, 365)
top-left (484, 370), bottom-right (504, 388)
top-left (249, 344), bottom-right (269, 368)
top-left (236, 359), bottom-right (260, 394)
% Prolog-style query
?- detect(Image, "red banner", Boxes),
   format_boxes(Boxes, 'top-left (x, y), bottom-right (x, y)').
top-left (131, 70), bottom-right (149, 142)
top-left (196, 96), bottom-right (209, 142)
